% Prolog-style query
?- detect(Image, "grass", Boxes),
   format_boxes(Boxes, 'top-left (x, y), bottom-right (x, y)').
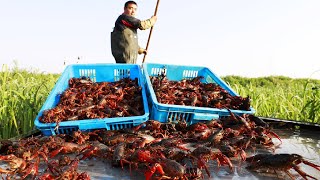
top-left (0, 65), bottom-right (319, 140)
top-left (222, 76), bottom-right (320, 124)
top-left (0, 65), bottom-right (60, 139)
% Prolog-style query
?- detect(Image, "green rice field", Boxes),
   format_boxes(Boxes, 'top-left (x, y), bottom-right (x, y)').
top-left (0, 65), bottom-right (319, 140)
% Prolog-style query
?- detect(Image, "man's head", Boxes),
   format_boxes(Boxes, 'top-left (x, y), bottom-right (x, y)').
top-left (124, 1), bottom-right (138, 17)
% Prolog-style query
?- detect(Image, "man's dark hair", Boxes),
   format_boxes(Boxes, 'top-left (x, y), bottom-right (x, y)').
top-left (125, 1), bottom-right (137, 8)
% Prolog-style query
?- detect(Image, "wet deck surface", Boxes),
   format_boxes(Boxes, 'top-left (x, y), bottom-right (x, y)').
top-left (77, 128), bottom-right (320, 180)
top-left (1, 126), bottom-right (319, 179)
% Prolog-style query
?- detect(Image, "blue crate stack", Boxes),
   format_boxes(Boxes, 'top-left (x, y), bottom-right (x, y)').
top-left (34, 63), bottom-right (149, 136)
top-left (142, 63), bottom-right (255, 125)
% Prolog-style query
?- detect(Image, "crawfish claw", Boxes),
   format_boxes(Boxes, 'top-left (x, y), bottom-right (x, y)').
top-left (145, 163), bottom-right (165, 180)
top-left (302, 160), bottom-right (320, 171)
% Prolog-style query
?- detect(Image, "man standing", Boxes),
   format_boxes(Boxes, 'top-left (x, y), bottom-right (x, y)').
top-left (111, 1), bottom-right (157, 64)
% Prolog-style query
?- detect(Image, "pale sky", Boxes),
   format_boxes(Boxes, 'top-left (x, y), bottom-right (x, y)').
top-left (1, 0), bottom-right (320, 79)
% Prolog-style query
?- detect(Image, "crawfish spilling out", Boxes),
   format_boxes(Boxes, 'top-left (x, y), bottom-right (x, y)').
top-left (2, 109), bottom-right (319, 179)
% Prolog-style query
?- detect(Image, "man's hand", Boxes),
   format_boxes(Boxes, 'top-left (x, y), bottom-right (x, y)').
top-left (138, 48), bottom-right (147, 55)
top-left (151, 15), bottom-right (157, 23)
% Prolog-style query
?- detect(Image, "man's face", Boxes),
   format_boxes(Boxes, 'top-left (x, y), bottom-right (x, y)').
top-left (124, 3), bottom-right (137, 17)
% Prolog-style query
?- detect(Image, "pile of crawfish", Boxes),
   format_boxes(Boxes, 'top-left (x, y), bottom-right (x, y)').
top-left (2, 111), bottom-right (319, 179)
top-left (149, 74), bottom-right (251, 111)
top-left (39, 77), bottom-right (144, 124)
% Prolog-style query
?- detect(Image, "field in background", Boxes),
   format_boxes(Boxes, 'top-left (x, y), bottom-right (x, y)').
top-left (0, 65), bottom-right (60, 140)
top-left (0, 65), bottom-right (319, 140)
top-left (223, 76), bottom-right (320, 123)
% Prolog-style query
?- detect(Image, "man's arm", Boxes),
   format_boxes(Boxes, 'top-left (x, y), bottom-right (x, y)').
top-left (139, 16), bottom-right (157, 30)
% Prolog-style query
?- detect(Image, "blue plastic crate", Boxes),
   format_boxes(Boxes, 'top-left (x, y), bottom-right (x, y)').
top-left (143, 63), bottom-right (255, 124)
top-left (34, 63), bottom-right (149, 136)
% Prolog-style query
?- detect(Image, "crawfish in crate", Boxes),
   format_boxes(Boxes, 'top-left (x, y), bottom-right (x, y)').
top-left (39, 77), bottom-right (145, 125)
top-left (150, 74), bottom-right (252, 111)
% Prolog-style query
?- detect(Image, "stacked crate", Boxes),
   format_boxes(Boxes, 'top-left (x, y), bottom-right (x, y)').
top-left (142, 63), bottom-right (255, 125)
top-left (34, 64), bottom-right (149, 135)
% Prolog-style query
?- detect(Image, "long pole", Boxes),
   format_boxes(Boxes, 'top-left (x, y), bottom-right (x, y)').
top-left (142, 0), bottom-right (160, 63)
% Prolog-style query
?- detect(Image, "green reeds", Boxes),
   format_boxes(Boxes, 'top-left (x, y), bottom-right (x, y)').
top-left (0, 64), bottom-right (59, 139)
top-left (223, 76), bottom-right (320, 124)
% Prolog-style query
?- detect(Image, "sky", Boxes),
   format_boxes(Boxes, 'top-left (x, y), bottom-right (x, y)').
top-left (1, 0), bottom-right (320, 79)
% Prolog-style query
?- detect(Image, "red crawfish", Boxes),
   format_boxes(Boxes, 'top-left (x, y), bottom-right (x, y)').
top-left (246, 153), bottom-right (320, 180)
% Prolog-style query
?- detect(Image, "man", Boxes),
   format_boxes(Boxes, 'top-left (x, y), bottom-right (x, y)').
top-left (111, 1), bottom-right (157, 64)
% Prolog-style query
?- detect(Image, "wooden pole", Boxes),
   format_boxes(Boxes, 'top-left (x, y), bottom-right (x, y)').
top-left (142, 0), bottom-right (160, 63)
